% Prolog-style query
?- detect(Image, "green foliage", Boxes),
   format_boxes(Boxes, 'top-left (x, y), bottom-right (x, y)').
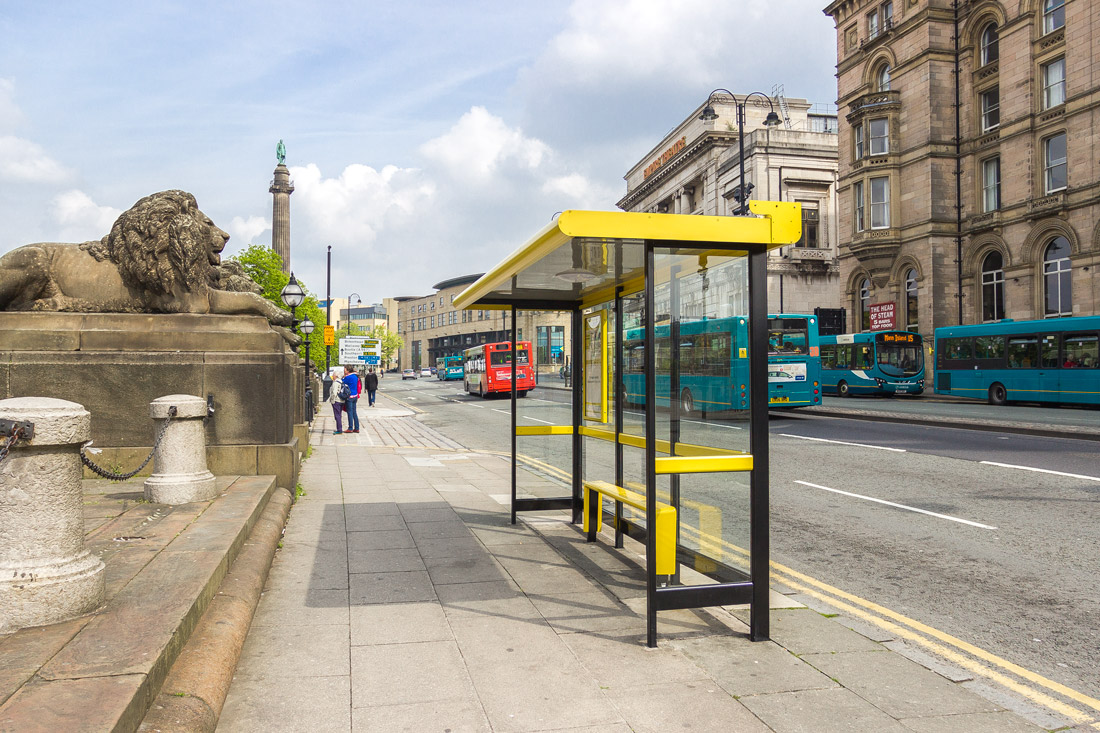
top-left (231, 245), bottom-right (328, 371)
top-left (367, 325), bottom-right (404, 368)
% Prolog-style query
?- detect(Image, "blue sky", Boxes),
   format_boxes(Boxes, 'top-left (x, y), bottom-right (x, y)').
top-left (0, 0), bottom-right (837, 302)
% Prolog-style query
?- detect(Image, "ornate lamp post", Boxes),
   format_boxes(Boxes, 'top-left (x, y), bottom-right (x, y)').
top-left (280, 272), bottom-right (306, 329)
top-left (345, 293), bottom-right (362, 335)
top-left (699, 90), bottom-right (782, 215)
top-left (300, 318), bottom-right (315, 423)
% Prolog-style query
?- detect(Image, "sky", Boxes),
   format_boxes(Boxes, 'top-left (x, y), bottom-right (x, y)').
top-left (0, 0), bottom-right (838, 304)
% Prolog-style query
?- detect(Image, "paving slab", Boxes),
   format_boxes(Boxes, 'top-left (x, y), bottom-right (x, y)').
top-left (351, 641), bottom-right (475, 707)
top-left (350, 602), bottom-right (453, 646)
top-left (352, 698), bottom-right (491, 733)
top-left (608, 680), bottom-right (771, 733)
top-left (740, 686), bottom-right (911, 733)
top-left (349, 570), bottom-right (437, 605)
top-left (218, 675), bottom-right (351, 732)
top-left (675, 635), bottom-right (838, 697)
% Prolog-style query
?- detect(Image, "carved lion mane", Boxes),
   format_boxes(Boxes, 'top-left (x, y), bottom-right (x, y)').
top-left (0, 190), bottom-right (292, 331)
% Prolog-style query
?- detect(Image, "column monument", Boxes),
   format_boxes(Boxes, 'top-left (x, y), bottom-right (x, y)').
top-left (269, 139), bottom-right (294, 275)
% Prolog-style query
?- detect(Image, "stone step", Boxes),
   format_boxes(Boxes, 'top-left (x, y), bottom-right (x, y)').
top-left (0, 474), bottom-right (279, 733)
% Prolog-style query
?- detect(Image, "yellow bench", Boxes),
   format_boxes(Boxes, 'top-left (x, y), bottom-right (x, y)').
top-left (582, 480), bottom-right (677, 575)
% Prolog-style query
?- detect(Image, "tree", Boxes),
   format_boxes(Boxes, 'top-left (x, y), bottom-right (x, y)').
top-left (231, 245), bottom-right (328, 372)
top-left (367, 325), bottom-right (404, 369)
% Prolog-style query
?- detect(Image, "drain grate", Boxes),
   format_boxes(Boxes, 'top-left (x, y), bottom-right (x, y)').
top-left (112, 536), bottom-right (147, 542)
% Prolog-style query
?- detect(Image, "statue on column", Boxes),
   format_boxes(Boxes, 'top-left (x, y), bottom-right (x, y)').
top-left (276, 139), bottom-right (286, 165)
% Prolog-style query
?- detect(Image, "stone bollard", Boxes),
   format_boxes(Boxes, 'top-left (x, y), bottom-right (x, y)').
top-left (143, 395), bottom-right (217, 504)
top-left (0, 397), bottom-right (106, 634)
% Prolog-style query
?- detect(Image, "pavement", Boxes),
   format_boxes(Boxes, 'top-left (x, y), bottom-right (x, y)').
top-left (214, 393), bottom-right (1076, 733)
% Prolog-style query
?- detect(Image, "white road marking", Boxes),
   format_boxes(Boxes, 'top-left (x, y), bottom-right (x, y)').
top-left (491, 408), bottom-right (510, 415)
top-left (523, 416), bottom-right (553, 424)
top-left (980, 461), bottom-right (1100, 483)
top-left (794, 480), bottom-right (997, 530)
top-left (684, 419), bottom-right (743, 430)
top-left (779, 434), bottom-right (905, 452)
top-left (467, 403), bottom-right (485, 409)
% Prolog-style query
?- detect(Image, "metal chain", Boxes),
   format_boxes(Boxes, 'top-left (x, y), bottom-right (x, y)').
top-left (80, 406), bottom-right (177, 481)
top-left (0, 426), bottom-right (25, 464)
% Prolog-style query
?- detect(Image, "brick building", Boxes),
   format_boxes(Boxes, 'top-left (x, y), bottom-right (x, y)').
top-left (823, 0), bottom-right (1099, 336)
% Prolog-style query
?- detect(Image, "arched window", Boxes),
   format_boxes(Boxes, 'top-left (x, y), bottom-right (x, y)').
top-left (859, 278), bottom-right (871, 331)
top-left (981, 252), bottom-right (1005, 322)
top-left (905, 269), bottom-right (919, 331)
top-left (876, 64), bottom-right (891, 92)
top-left (980, 24), bottom-right (999, 66)
top-left (1043, 237), bottom-right (1072, 317)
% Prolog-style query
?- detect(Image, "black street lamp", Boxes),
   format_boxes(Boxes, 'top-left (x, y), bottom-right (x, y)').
top-left (280, 272), bottom-right (306, 330)
top-left (345, 293), bottom-right (362, 336)
top-left (300, 318), bottom-right (315, 424)
top-left (699, 89), bottom-right (782, 215)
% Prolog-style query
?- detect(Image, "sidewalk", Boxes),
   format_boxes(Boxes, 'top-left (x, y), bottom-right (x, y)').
top-left (217, 394), bottom-right (1055, 732)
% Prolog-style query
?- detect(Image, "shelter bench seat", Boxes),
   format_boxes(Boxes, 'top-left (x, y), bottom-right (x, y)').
top-left (582, 480), bottom-right (677, 575)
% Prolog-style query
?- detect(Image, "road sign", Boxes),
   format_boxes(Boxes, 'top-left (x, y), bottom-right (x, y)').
top-left (323, 325), bottom-right (335, 346)
top-left (338, 336), bottom-right (381, 365)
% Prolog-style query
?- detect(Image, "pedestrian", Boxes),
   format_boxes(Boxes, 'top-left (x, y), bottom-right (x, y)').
top-left (343, 365), bottom-right (361, 433)
top-left (329, 369), bottom-right (346, 434)
top-left (365, 367), bottom-right (379, 407)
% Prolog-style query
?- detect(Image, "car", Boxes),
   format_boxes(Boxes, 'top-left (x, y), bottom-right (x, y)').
top-left (420, 367), bottom-right (432, 377)
top-left (402, 369), bottom-right (417, 380)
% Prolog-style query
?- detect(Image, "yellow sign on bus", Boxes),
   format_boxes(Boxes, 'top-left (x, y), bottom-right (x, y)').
top-left (323, 325), bottom-right (335, 346)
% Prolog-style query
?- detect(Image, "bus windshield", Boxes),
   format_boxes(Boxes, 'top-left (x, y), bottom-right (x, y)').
top-left (768, 318), bottom-right (809, 355)
top-left (876, 334), bottom-right (924, 377)
top-left (489, 348), bottom-right (530, 367)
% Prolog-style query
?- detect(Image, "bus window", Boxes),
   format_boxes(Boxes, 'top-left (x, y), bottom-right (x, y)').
top-left (821, 345), bottom-right (836, 370)
top-left (1063, 334), bottom-right (1098, 368)
top-left (489, 348), bottom-right (530, 367)
top-left (1040, 335), bottom-right (1059, 368)
top-left (1007, 337), bottom-right (1038, 368)
top-left (944, 337), bottom-right (972, 361)
top-left (856, 344), bottom-right (874, 369)
top-left (768, 318), bottom-right (809, 355)
top-left (974, 335), bottom-right (1005, 360)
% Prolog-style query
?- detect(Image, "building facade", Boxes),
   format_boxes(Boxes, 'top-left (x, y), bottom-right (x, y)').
top-left (823, 0), bottom-right (1099, 337)
top-left (394, 275), bottom-right (571, 375)
top-left (618, 92), bottom-right (842, 317)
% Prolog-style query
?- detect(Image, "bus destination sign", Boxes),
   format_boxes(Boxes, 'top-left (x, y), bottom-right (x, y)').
top-left (879, 332), bottom-right (917, 344)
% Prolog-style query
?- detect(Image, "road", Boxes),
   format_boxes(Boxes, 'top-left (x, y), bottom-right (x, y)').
top-left (381, 376), bottom-right (1100, 712)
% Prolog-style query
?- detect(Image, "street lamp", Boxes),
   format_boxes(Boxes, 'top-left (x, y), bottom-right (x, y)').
top-left (300, 318), bottom-right (315, 423)
top-left (345, 293), bottom-right (362, 335)
top-left (699, 89), bottom-right (782, 215)
top-left (280, 272), bottom-right (306, 330)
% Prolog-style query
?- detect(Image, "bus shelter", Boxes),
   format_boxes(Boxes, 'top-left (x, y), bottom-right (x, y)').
top-left (453, 202), bottom-right (801, 647)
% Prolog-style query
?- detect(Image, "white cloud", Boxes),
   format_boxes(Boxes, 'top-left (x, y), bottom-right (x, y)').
top-left (541, 173), bottom-right (618, 206)
top-left (227, 215), bottom-right (270, 246)
top-left (0, 135), bottom-right (74, 184)
top-left (289, 162), bottom-right (435, 247)
top-left (50, 190), bottom-right (122, 242)
top-left (0, 78), bottom-right (25, 131)
top-left (420, 106), bottom-right (550, 182)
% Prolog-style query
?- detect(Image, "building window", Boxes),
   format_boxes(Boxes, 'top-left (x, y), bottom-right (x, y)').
top-left (854, 123), bottom-right (864, 158)
top-left (1044, 132), bottom-right (1067, 193)
top-left (876, 64), bottom-right (891, 92)
top-left (981, 251), bottom-right (1005, 322)
top-left (882, 1), bottom-right (893, 27)
top-left (904, 268), bottom-right (918, 332)
top-left (869, 118), bottom-right (889, 155)
top-left (980, 23), bottom-right (998, 66)
top-left (1042, 58), bottom-right (1066, 109)
top-left (860, 278), bottom-right (871, 331)
top-left (982, 157), bottom-right (1001, 212)
top-left (979, 87), bottom-right (999, 132)
top-left (870, 176), bottom-right (890, 229)
top-left (868, 9), bottom-right (880, 39)
top-left (1044, 237), bottom-right (1072, 317)
top-left (1043, 0), bottom-right (1065, 35)
top-left (854, 181), bottom-right (865, 232)
top-left (797, 208), bottom-right (820, 248)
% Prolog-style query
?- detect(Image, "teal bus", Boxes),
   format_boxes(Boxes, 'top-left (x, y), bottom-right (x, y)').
top-left (820, 331), bottom-right (925, 397)
top-left (934, 316), bottom-right (1100, 406)
top-left (623, 314), bottom-right (822, 414)
top-left (435, 355), bottom-right (464, 381)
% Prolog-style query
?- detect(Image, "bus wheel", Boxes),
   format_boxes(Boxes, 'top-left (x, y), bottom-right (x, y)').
top-left (680, 388), bottom-right (695, 416)
top-left (988, 383), bottom-right (1007, 406)
top-left (837, 380), bottom-right (850, 398)
top-left (517, 390), bottom-right (528, 398)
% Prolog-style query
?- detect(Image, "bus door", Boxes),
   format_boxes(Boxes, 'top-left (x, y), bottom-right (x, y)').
top-left (1038, 334), bottom-right (1061, 399)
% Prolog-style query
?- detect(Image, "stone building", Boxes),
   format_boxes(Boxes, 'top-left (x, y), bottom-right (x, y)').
top-left (617, 92), bottom-right (841, 317)
top-left (823, 0), bottom-right (1099, 335)
top-left (393, 274), bottom-right (571, 375)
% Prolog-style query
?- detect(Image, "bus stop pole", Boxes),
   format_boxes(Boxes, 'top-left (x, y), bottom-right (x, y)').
top-left (748, 246), bottom-right (771, 642)
top-left (511, 305), bottom-right (518, 525)
top-left (614, 287), bottom-right (625, 549)
top-left (644, 243), bottom-right (658, 648)
top-left (571, 308), bottom-right (583, 524)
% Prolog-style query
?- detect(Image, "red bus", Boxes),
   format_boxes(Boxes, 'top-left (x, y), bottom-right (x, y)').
top-left (464, 341), bottom-right (536, 398)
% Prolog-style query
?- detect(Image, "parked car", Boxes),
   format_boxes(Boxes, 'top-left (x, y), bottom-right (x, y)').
top-left (402, 369), bottom-right (417, 380)
top-left (420, 367), bottom-right (432, 377)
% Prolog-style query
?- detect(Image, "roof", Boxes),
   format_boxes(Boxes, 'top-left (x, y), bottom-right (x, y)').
top-left (453, 202), bottom-right (801, 310)
top-left (432, 273), bottom-right (484, 291)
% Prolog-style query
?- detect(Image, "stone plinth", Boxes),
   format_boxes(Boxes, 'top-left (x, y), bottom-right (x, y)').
top-left (0, 397), bottom-right (105, 634)
top-left (144, 395), bottom-right (217, 504)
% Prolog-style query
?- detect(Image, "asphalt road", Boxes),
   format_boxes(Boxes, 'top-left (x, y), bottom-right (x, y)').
top-left (381, 376), bottom-right (1100, 705)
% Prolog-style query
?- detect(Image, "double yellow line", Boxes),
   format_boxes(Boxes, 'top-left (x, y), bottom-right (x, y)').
top-left (510, 452), bottom-right (1100, 728)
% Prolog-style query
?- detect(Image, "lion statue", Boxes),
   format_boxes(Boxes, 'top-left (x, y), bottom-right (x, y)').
top-left (0, 190), bottom-right (296, 338)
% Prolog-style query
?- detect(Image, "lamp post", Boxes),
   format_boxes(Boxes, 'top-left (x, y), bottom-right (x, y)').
top-left (325, 246), bottom-right (332, 374)
top-left (345, 293), bottom-right (362, 336)
top-left (300, 318), bottom-right (315, 424)
top-left (280, 272), bottom-right (306, 329)
top-left (699, 89), bottom-right (782, 215)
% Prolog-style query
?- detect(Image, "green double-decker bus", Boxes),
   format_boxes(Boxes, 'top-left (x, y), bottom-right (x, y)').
top-left (436, 355), bottom-right (464, 381)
